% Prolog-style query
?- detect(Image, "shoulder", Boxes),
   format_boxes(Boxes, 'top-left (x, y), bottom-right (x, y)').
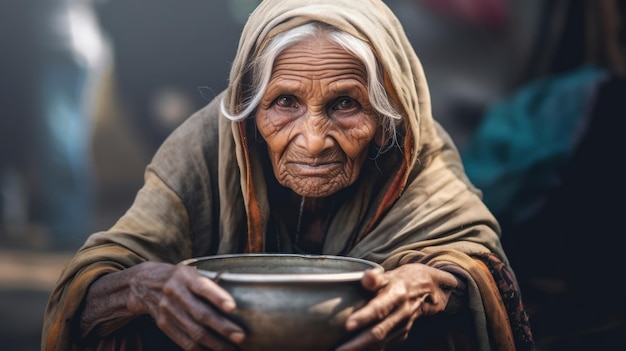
top-left (147, 91), bottom-right (231, 197)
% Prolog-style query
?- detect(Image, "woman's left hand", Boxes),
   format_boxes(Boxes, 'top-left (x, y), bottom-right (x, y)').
top-left (336, 262), bottom-right (460, 351)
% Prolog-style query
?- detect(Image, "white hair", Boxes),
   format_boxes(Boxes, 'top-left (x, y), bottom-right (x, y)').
top-left (220, 22), bottom-right (402, 148)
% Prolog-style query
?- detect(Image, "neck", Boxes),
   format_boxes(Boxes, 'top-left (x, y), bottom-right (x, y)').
top-left (293, 194), bottom-right (334, 253)
top-left (297, 195), bottom-right (332, 213)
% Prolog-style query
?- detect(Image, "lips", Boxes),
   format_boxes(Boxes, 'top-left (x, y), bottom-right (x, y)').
top-left (287, 161), bottom-right (341, 176)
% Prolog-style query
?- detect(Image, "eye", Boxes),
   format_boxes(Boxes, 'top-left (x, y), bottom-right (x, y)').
top-left (274, 95), bottom-right (299, 109)
top-left (332, 97), bottom-right (359, 111)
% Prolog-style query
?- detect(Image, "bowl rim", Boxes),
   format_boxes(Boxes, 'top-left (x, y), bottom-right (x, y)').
top-left (180, 253), bottom-right (384, 283)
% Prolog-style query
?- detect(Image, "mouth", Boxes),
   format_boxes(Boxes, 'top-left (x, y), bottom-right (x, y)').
top-left (288, 161), bottom-right (341, 176)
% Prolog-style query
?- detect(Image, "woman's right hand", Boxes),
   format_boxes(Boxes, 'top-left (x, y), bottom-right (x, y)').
top-left (83, 261), bottom-right (245, 351)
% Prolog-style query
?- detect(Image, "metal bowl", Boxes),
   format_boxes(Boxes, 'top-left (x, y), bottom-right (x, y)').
top-left (181, 253), bottom-right (383, 351)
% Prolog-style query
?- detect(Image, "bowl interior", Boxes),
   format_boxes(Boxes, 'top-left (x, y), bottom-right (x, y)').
top-left (182, 254), bottom-right (382, 282)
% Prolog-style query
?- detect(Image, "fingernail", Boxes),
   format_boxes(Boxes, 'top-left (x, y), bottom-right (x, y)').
top-left (230, 331), bottom-right (245, 344)
top-left (346, 319), bottom-right (357, 331)
top-left (222, 300), bottom-right (236, 312)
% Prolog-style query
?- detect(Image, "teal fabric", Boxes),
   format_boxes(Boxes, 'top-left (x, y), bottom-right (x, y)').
top-left (461, 65), bottom-right (608, 223)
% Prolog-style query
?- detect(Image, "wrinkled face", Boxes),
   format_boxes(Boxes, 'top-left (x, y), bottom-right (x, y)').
top-left (255, 36), bottom-right (379, 197)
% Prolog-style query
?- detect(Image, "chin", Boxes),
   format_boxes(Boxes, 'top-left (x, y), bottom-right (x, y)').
top-left (288, 181), bottom-right (343, 198)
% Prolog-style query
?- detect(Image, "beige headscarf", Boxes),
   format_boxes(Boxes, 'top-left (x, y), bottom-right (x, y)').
top-left (42, 1), bottom-right (531, 349)
top-left (218, 3), bottom-right (527, 349)
top-left (224, 0), bottom-right (452, 254)
top-left (225, 0), bottom-right (440, 165)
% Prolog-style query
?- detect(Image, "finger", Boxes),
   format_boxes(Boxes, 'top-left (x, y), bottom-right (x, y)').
top-left (345, 295), bottom-right (393, 332)
top-left (336, 327), bottom-right (383, 351)
top-left (168, 279), bottom-right (245, 344)
top-left (158, 297), bottom-right (239, 351)
top-left (157, 318), bottom-right (204, 351)
top-left (346, 277), bottom-right (403, 331)
top-left (187, 298), bottom-right (246, 344)
top-left (368, 307), bottom-right (412, 346)
top-left (181, 266), bottom-right (237, 313)
top-left (339, 310), bottom-right (412, 351)
top-left (386, 323), bottom-right (412, 350)
top-left (419, 290), bottom-right (451, 316)
top-left (361, 268), bottom-right (386, 291)
top-left (434, 269), bottom-right (460, 291)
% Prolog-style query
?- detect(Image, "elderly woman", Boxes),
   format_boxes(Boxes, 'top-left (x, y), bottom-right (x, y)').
top-left (43, 0), bottom-right (533, 350)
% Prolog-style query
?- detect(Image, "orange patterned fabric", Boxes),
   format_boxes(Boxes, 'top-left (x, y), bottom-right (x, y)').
top-left (42, 1), bottom-right (532, 349)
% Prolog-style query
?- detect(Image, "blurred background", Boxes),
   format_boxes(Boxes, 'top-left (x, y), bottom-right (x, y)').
top-left (0, 0), bottom-right (624, 350)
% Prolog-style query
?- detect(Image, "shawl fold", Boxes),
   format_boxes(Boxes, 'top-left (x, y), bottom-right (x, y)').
top-left (42, 0), bottom-right (534, 350)
top-left (383, 249), bottom-right (533, 350)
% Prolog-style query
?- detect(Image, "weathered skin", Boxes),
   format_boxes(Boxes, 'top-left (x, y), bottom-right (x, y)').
top-left (77, 36), bottom-right (459, 351)
top-left (255, 36), bottom-right (379, 198)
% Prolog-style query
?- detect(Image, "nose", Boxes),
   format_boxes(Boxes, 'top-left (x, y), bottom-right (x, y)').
top-left (297, 112), bottom-right (332, 155)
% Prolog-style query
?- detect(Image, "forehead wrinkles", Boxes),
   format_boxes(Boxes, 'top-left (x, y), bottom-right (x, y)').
top-left (271, 41), bottom-right (367, 83)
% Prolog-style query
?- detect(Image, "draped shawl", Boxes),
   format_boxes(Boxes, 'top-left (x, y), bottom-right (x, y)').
top-left (43, 0), bottom-right (533, 349)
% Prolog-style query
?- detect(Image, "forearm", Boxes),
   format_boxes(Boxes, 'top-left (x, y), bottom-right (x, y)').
top-left (79, 265), bottom-right (146, 338)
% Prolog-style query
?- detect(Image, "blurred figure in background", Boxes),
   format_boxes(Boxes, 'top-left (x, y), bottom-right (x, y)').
top-left (445, 0), bottom-right (625, 349)
top-left (0, 0), bottom-right (110, 250)
top-left (93, 0), bottom-right (254, 157)
top-left (390, 0), bottom-right (626, 349)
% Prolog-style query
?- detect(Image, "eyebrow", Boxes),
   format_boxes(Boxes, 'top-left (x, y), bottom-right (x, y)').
top-left (264, 76), bottom-right (368, 100)
top-left (326, 81), bottom-right (368, 97)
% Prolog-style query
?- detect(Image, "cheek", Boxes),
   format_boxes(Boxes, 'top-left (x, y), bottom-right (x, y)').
top-left (339, 118), bottom-right (378, 160)
top-left (255, 110), bottom-right (278, 139)
top-left (331, 117), bottom-right (377, 188)
top-left (255, 112), bottom-right (292, 164)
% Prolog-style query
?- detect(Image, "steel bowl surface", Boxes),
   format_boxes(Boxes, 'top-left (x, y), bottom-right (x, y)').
top-left (181, 253), bottom-right (383, 351)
